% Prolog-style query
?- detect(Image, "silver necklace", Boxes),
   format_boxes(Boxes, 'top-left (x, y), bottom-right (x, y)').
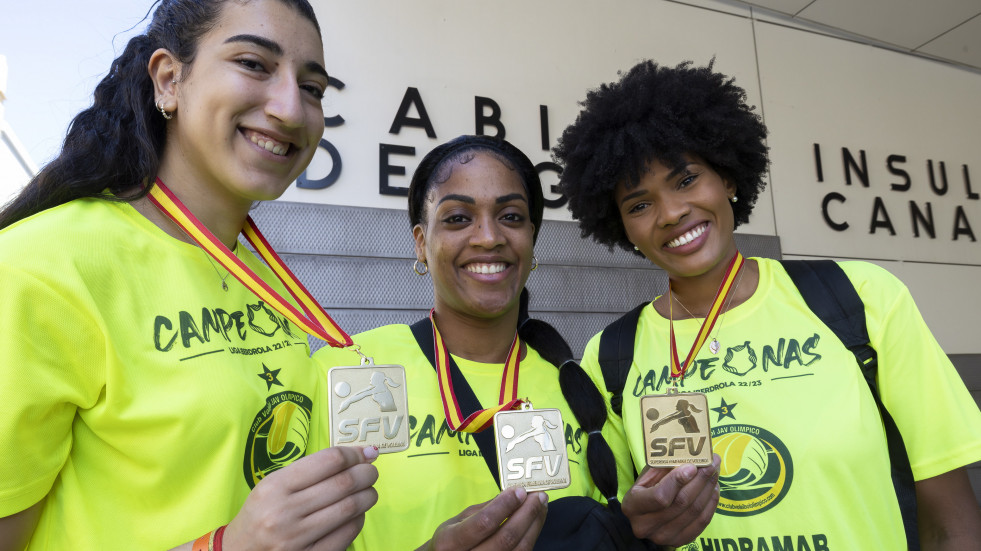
top-left (171, 213), bottom-right (237, 292)
top-left (203, 252), bottom-right (233, 291)
top-left (672, 266), bottom-right (747, 355)
top-left (147, 194), bottom-right (237, 292)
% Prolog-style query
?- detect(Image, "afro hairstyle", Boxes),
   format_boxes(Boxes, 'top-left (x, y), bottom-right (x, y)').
top-left (553, 59), bottom-right (769, 253)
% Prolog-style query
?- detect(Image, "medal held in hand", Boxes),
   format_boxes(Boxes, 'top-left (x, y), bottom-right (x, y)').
top-left (328, 357), bottom-right (409, 453)
top-left (493, 402), bottom-right (571, 492)
top-left (641, 252), bottom-right (745, 468)
top-left (641, 390), bottom-right (713, 467)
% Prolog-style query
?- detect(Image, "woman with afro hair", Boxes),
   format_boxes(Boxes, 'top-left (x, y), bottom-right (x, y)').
top-left (554, 60), bottom-right (981, 549)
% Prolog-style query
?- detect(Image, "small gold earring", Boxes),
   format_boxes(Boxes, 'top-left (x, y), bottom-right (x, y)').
top-left (413, 260), bottom-right (429, 276)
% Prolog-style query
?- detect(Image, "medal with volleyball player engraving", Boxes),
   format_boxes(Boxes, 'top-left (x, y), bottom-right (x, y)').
top-left (493, 402), bottom-right (571, 492)
top-left (639, 252), bottom-right (746, 468)
top-left (641, 390), bottom-right (713, 467)
top-left (327, 357), bottom-right (409, 453)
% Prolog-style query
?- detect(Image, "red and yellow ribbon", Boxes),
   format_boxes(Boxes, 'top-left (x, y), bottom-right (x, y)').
top-left (668, 252), bottom-right (745, 380)
top-left (147, 178), bottom-right (353, 348)
top-left (429, 310), bottom-right (522, 432)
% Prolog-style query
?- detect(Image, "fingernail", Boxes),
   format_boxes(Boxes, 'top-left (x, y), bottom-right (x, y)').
top-left (363, 446), bottom-right (379, 462)
top-left (515, 486), bottom-right (527, 501)
top-left (537, 492), bottom-right (548, 505)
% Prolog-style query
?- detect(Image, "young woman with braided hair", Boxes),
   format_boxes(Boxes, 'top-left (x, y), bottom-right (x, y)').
top-left (0, 1), bottom-right (379, 548)
top-left (314, 135), bottom-right (694, 549)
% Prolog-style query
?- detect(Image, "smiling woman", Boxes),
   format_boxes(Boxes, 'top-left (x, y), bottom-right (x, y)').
top-left (555, 59), bottom-right (981, 549)
top-left (313, 135), bottom-right (654, 550)
top-left (0, 1), bottom-right (378, 550)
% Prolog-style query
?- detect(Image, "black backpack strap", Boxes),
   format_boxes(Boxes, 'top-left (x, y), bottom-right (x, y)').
top-left (597, 302), bottom-right (649, 418)
top-left (782, 260), bottom-right (919, 550)
top-left (409, 318), bottom-right (501, 489)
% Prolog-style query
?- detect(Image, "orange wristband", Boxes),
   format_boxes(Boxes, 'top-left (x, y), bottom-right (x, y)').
top-left (192, 531), bottom-right (212, 551)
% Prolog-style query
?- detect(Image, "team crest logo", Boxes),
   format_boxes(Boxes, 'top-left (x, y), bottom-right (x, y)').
top-left (243, 391), bottom-right (312, 488)
top-left (713, 424), bottom-right (793, 516)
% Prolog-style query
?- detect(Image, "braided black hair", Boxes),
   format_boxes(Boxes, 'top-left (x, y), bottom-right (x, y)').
top-left (516, 291), bottom-right (621, 505)
top-left (554, 59), bottom-right (769, 254)
top-left (0, 0), bottom-right (321, 229)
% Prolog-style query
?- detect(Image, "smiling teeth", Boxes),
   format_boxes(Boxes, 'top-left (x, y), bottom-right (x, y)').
top-left (250, 134), bottom-right (288, 156)
top-left (666, 224), bottom-right (707, 248)
top-left (466, 263), bottom-right (506, 274)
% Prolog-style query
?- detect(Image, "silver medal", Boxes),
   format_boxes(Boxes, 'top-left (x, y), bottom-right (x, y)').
top-left (327, 358), bottom-right (409, 453)
top-left (493, 403), bottom-right (570, 492)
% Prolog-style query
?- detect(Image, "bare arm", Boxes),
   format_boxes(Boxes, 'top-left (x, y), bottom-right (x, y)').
top-left (916, 467), bottom-right (981, 550)
top-left (0, 502), bottom-right (43, 551)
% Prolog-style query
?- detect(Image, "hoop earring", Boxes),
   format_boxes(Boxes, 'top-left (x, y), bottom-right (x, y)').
top-left (413, 259), bottom-right (429, 276)
top-left (530, 256), bottom-right (538, 271)
top-left (156, 99), bottom-right (173, 120)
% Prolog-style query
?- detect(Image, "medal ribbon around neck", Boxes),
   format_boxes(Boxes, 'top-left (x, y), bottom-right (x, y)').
top-left (147, 178), bottom-right (353, 348)
top-left (668, 252), bottom-right (745, 381)
top-left (429, 309), bottom-right (522, 432)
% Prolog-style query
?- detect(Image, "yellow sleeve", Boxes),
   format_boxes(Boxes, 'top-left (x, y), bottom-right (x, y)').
top-left (842, 262), bottom-right (981, 481)
top-left (0, 264), bottom-right (107, 515)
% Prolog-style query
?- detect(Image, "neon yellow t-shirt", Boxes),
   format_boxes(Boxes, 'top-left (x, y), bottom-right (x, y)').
top-left (581, 258), bottom-right (981, 550)
top-left (0, 198), bottom-right (318, 549)
top-left (313, 324), bottom-right (604, 550)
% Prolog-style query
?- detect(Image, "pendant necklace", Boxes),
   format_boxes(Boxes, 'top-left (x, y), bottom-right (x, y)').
top-left (202, 247), bottom-right (235, 291)
top-left (672, 261), bottom-right (747, 355)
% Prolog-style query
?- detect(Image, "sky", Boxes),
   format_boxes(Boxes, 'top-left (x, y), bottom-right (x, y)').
top-left (0, 0), bottom-right (154, 167)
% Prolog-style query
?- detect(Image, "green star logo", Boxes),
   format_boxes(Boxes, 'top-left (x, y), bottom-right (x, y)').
top-left (258, 364), bottom-right (283, 390)
top-left (712, 397), bottom-right (737, 422)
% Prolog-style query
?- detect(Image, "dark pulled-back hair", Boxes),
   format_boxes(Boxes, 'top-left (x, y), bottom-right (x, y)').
top-left (554, 59), bottom-right (769, 253)
top-left (407, 134), bottom-right (545, 243)
top-left (410, 135), bottom-right (625, 512)
top-left (0, 0), bottom-right (321, 230)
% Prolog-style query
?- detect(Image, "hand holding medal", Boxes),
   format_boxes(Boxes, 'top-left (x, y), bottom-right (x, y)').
top-left (621, 253), bottom-right (741, 544)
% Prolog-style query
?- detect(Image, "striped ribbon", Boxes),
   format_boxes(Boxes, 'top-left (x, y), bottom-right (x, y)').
top-left (429, 309), bottom-right (522, 432)
top-left (668, 252), bottom-right (745, 380)
top-left (147, 178), bottom-right (353, 348)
